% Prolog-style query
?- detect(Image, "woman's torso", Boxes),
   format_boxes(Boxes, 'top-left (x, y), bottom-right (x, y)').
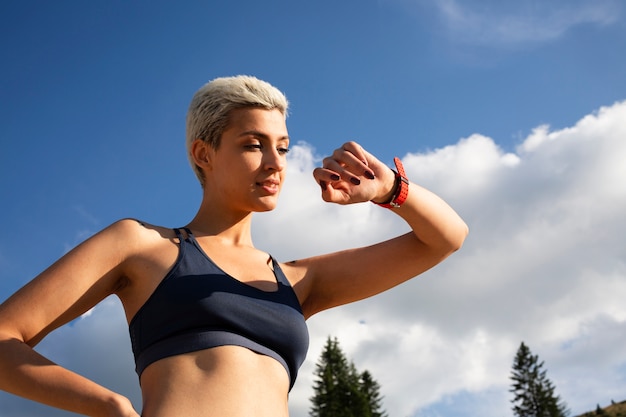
top-left (116, 223), bottom-right (305, 417)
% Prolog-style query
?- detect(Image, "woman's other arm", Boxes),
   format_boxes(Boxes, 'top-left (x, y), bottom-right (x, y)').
top-left (0, 219), bottom-right (141, 416)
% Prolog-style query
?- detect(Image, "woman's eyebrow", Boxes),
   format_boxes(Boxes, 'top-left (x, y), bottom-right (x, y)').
top-left (238, 130), bottom-right (290, 141)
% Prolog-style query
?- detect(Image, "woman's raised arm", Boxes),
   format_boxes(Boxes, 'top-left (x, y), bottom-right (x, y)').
top-left (285, 142), bottom-right (469, 319)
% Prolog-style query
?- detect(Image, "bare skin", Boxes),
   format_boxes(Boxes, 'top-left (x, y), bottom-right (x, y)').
top-left (0, 107), bottom-right (468, 416)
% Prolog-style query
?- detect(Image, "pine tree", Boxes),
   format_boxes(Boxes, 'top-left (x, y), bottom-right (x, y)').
top-left (510, 341), bottom-right (569, 417)
top-left (359, 370), bottom-right (388, 417)
top-left (310, 337), bottom-right (388, 417)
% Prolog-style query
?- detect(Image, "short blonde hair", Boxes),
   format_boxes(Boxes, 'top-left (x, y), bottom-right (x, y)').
top-left (186, 75), bottom-right (289, 185)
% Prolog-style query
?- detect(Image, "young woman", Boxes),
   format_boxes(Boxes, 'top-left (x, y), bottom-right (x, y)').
top-left (0, 76), bottom-right (468, 417)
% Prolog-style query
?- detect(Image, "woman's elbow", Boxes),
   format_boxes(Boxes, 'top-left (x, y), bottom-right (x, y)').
top-left (449, 221), bottom-right (469, 252)
top-left (436, 220), bottom-right (468, 254)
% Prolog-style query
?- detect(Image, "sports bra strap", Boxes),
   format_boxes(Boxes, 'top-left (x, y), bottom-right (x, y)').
top-left (183, 227), bottom-right (195, 243)
top-left (173, 228), bottom-right (185, 242)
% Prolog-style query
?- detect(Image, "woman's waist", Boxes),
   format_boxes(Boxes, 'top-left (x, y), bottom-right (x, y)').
top-left (140, 346), bottom-right (290, 417)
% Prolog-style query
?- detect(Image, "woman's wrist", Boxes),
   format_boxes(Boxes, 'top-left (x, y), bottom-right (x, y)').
top-left (371, 168), bottom-right (397, 204)
top-left (94, 393), bottom-right (137, 417)
top-left (372, 157), bottom-right (409, 208)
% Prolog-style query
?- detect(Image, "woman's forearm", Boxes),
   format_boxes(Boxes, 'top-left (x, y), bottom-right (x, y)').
top-left (395, 181), bottom-right (469, 252)
top-left (0, 337), bottom-right (137, 417)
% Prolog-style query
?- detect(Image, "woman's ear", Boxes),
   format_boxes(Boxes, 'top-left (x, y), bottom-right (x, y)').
top-left (191, 139), bottom-right (213, 172)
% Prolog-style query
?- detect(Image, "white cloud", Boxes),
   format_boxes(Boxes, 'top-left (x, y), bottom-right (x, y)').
top-left (408, 0), bottom-right (621, 47)
top-left (3, 101), bottom-right (625, 416)
top-left (280, 100), bottom-right (626, 416)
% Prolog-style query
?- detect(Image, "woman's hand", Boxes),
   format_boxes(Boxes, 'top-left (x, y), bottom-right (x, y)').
top-left (312, 141), bottom-right (396, 205)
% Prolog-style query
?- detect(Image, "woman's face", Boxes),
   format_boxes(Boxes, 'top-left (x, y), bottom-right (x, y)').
top-left (206, 107), bottom-right (290, 213)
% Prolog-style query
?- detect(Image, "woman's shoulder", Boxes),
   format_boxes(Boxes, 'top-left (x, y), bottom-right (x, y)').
top-left (108, 218), bottom-right (171, 234)
top-left (102, 218), bottom-right (179, 251)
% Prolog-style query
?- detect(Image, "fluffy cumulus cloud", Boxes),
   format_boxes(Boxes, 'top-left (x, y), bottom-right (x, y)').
top-left (2, 102), bottom-right (625, 416)
top-left (280, 100), bottom-right (626, 417)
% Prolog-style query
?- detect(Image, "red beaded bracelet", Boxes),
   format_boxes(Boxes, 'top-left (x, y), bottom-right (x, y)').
top-left (373, 157), bottom-right (409, 209)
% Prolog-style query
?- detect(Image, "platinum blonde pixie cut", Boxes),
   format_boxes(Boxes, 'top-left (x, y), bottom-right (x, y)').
top-left (186, 75), bottom-right (289, 185)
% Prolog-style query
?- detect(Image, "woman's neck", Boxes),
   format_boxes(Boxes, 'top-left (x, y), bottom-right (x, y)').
top-left (186, 199), bottom-right (255, 247)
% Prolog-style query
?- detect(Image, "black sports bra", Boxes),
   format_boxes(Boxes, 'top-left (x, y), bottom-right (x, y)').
top-left (128, 228), bottom-right (309, 390)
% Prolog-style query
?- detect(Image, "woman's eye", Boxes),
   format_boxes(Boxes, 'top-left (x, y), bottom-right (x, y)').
top-left (244, 144), bottom-right (289, 154)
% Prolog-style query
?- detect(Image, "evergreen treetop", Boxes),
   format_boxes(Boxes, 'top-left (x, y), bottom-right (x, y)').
top-left (510, 341), bottom-right (569, 417)
top-left (310, 337), bottom-right (388, 417)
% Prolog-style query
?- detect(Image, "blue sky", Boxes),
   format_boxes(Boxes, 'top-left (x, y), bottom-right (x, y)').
top-left (1, 1), bottom-right (626, 416)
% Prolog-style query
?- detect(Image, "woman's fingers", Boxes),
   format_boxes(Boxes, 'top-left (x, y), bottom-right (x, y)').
top-left (323, 142), bottom-right (375, 181)
top-left (313, 142), bottom-right (384, 204)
